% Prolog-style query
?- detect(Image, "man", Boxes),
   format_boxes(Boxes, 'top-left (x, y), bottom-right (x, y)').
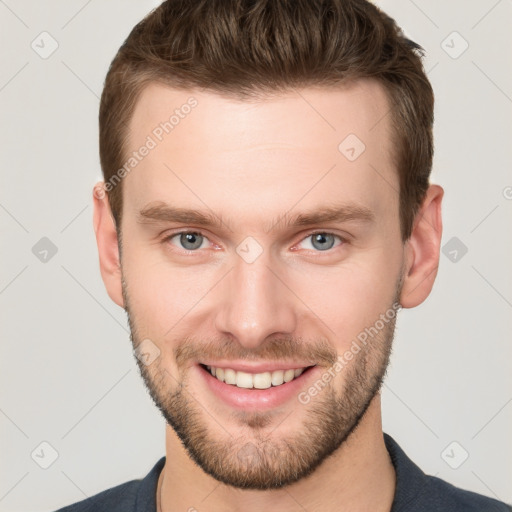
top-left (55, 0), bottom-right (511, 511)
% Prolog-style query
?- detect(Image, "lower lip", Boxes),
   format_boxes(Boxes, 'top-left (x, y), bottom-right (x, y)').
top-left (196, 364), bottom-right (319, 411)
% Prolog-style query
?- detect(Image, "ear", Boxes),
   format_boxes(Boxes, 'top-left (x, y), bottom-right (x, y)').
top-left (92, 182), bottom-right (124, 308)
top-left (400, 184), bottom-right (444, 308)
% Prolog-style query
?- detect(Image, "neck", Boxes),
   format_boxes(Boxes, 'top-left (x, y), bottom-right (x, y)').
top-left (158, 394), bottom-right (395, 512)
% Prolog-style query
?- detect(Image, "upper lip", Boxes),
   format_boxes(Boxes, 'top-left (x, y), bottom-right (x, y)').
top-left (199, 361), bottom-right (316, 373)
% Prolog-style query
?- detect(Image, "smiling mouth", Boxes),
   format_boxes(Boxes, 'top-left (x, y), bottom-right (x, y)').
top-left (199, 363), bottom-right (316, 389)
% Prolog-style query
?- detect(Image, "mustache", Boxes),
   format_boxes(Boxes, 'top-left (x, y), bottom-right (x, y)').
top-left (174, 335), bottom-right (339, 369)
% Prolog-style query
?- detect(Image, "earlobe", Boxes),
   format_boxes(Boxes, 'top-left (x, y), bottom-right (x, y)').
top-left (399, 184), bottom-right (444, 309)
top-left (92, 182), bottom-right (124, 308)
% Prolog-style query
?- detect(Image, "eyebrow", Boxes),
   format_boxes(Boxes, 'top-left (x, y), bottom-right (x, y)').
top-left (137, 201), bottom-right (375, 232)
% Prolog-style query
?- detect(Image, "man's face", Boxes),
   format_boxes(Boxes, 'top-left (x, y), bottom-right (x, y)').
top-left (118, 80), bottom-right (406, 489)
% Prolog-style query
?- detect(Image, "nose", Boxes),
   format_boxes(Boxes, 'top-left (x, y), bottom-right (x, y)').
top-left (214, 250), bottom-right (298, 350)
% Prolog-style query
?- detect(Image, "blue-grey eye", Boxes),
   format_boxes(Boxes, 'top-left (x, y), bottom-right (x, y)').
top-left (299, 233), bottom-right (342, 251)
top-left (172, 232), bottom-right (206, 251)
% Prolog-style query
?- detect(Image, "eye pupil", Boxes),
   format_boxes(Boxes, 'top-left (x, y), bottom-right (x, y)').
top-left (180, 232), bottom-right (203, 250)
top-left (311, 233), bottom-right (335, 251)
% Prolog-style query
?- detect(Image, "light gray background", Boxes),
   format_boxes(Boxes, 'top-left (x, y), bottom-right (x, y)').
top-left (1, 1), bottom-right (511, 510)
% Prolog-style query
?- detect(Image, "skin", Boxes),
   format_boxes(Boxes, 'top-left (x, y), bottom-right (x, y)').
top-left (93, 79), bottom-right (443, 511)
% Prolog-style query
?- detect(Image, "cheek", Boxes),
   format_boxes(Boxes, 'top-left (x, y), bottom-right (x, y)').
top-left (289, 256), bottom-right (400, 344)
top-left (121, 244), bottom-right (219, 335)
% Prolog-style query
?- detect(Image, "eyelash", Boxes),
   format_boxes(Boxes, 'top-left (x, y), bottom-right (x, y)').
top-left (162, 230), bottom-right (346, 254)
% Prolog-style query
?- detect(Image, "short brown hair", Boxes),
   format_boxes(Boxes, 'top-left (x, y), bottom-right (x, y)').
top-left (99, 0), bottom-right (434, 241)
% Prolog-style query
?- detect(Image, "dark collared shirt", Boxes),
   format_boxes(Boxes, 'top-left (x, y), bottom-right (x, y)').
top-left (54, 433), bottom-right (511, 511)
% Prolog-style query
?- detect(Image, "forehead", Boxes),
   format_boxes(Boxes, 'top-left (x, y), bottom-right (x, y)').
top-left (122, 80), bottom-right (398, 229)
top-left (129, 79), bottom-right (392, 149)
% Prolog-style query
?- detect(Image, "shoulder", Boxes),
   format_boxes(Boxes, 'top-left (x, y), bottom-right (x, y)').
top-left (53, 479), bottom-right (140, 512)
top-left (417, 474), bottom-right (512, 512)
top-left (52, 456), bottom-right (165, 512)
top-left (383, 433), bottom-right (511, 512)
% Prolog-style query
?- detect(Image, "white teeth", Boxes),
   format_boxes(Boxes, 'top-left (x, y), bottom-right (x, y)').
top-left (253, 372), bottom-right (272, 389)
top-left (206, 365), bottom-right (309, 389)
top-left (271, 370), bottom-right (284, 386)
top-left (283, 369), bottom-right (295, 382)
top-left (236, 371), bottom-right (253, 389)
top-left (224, 368), bottom-right (236, 385)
